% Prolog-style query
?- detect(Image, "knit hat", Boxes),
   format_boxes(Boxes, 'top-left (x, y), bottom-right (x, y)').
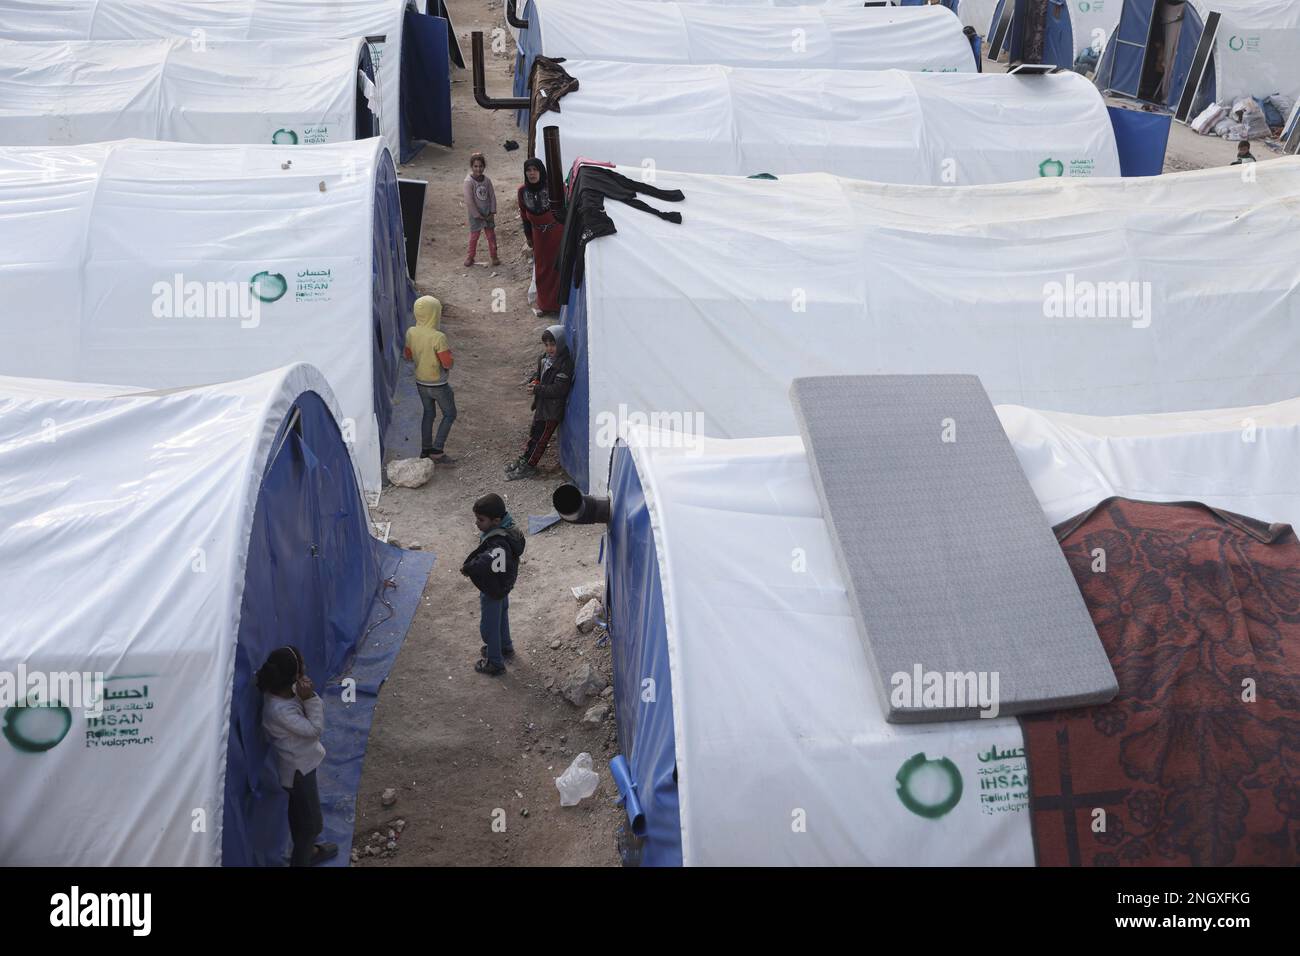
top-left (473, 493), bottom-right (506, 519)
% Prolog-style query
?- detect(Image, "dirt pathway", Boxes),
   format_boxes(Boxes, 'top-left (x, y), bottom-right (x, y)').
top-left (352, 0), bottom-right (621, 867)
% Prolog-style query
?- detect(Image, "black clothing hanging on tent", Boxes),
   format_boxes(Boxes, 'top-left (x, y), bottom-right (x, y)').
top-left (557, 165), bottom-right (684, 304)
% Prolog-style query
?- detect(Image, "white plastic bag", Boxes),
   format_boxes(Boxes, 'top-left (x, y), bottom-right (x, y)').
top-left (1190, 103), bottom-right (1227, 135)
top-left (1231, 97), bottom-right (1270, 138)
top-left (555, 752), bottom-right (600, 806)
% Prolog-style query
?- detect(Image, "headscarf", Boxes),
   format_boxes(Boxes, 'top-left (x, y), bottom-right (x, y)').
top-left (522, 157), bottom-right (551, 216)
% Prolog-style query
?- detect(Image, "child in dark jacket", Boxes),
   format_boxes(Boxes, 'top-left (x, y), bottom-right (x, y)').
top-left (506, 325), bottom-right (573, 480)
top-left (461, 493), bottom-right (526, 675)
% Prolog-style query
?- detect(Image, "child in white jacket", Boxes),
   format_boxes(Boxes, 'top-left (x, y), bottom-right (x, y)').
top-left (258, 646), bottom-right (337, 867)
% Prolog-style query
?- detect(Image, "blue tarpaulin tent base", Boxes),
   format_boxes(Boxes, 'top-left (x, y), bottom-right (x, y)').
top-left (606, 445), bottom-right (683, 866)
top-left (1107, 104), bottom-right (1172, 174)
top-left (317, 542), bottom-right (436, 866)
top-left (559, 279), bottom-right (592, 491)
top-left (222, 391), bottom-right (433, 866)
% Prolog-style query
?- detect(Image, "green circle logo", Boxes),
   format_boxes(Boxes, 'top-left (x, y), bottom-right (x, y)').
top-left (1228, 35), bottom-right (1244, 51)
top-left (3, 703), bottom-right (73, 753)
top-left (250, 271), bottom-right (288, 303)
top-left (896, 753), bottom-right (963, 819)
top-left (1078, 1), bottom-right (1090, 11)
top-left (1039, 158), bottom-right (1066, 177)
top-left (272, 128), bottom-right (299, 145)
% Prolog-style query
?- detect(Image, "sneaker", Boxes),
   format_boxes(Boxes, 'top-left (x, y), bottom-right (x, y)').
top-left (463, 256), bottom-right (475, 267)
top-left (430, 452), bottom-right (457, 465)
top-left (506, 463), bottom-right (537, 481)
top-left (490, 256), bottom-right (502, 266)
top-left (310, 842), bottom-right (339, 866)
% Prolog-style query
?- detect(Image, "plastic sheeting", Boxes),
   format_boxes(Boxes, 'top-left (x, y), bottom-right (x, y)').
top-left (0, 37), bottom-right (376, 146)
top-left (0, 364), bottom-right (404, 865)
top-left (615, 393), bottom-right (1300, 864)
top-left (535, 62), bottom-right (1119, 183)
top-left (0, 137), bottom-right (414, 494)
top-left (563, 160), bottom-right (1300, 493)
top-left (0, 0), bottom-right (454, 156)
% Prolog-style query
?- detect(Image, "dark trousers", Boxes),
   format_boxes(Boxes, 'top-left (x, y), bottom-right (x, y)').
top-left (286, 768), bottom-right (324, 867)
top-left (480, 592), bottom-right (513, 667)
top-left (417, 383), bottom-right (456, 454)
top-left (524, 419), bottom-right (559, 466)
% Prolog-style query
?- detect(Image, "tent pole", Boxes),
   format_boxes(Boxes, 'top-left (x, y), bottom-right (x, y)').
top-left (471, 31), bottom-right (530, 110)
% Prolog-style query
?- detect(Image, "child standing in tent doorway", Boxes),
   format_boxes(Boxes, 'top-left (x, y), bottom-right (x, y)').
top-left (517, 158), bottom-right (563, 316)
top-left (461, 493), bottom-right (526, 676)
top-left (258, 646), bottom-right (338, 867)
top-left (463, 151), bottom-right (500, 267)
top-left (403, 295), bottom-right (457, 463)
top-left (507, 325), bottom-right (573, 480)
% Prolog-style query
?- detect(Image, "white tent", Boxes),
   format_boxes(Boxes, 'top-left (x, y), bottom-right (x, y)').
top-left (1203, 0), bottom-right (1300, 105)
top-left (506, 0), bottom-right (874, 42)
top-left (957, 0), bottom-right (1000, 37)
top-left (0, 37), bottom-right (378, 146)
top-left (562, 160), bottom-right (1300, 493)
top-left (0, 364), bottom-right (382, 865)
top-left (514, 0), bottom-right (976, 73)
top-left (1097, 0), bottom-right (1300, 112)
top-left (608, 393), bottom-right (1300, 864)
top-left (534, 62), bottom-right (1119, 182)
top-left (0, 0), bottom-right (445, 158)
top-left (0, 138), bottom-right (413, 494)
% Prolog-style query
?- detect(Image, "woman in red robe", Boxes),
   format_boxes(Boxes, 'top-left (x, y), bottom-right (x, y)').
top-left (517, 158), bottom-right (563, 315)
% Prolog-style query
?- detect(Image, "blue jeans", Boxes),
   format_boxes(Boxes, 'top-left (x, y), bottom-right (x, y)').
top-left (480, 592), bottom-right (513, 666)
top-left (417, 383), bottom-right (456, 454)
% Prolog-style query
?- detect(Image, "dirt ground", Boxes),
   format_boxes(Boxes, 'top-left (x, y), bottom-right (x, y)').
top-left (352, 0), bottom-right (620, 867)
top-left (352, 3), bottom-right (1260, 867)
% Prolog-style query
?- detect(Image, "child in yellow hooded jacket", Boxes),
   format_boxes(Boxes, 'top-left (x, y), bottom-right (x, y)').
top-left (403, 295), bottom-right (457, 463)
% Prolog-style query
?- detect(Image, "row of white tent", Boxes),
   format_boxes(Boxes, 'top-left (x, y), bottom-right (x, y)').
top-left (0, 0), bottom-right (461, 157)
top-left (511, 0), bottom-right (1300, 116)
top-left (491, 2), bottom-right (1300, 866)
top-left (0, 0), bottom-right (455, 867)
top-left (0, 138), bottom-right (410, 495)
top-left (0, 38), bottom-right (380, 146)
top-left (535, 61), bottom-right (1121, 183)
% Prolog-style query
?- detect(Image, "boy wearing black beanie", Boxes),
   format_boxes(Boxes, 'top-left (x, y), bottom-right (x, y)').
top-left (461, 493), bottom-right (526, 674)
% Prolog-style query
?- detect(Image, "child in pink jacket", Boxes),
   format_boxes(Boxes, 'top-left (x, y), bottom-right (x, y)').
top-left (463, 151), bottom-right (500, 267)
